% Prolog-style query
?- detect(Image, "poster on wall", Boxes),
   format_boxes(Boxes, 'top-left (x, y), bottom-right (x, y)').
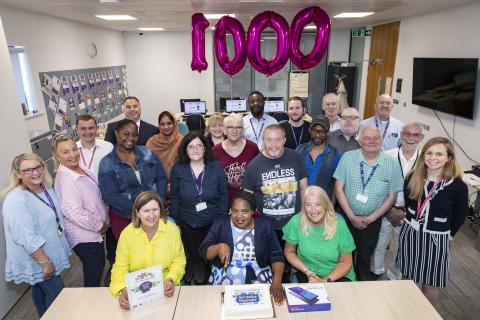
top-left (39, 65), bottom-right (127, 135)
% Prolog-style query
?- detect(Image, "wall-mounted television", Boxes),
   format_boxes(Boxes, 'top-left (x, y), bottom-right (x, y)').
top-left (412, 58), bottom-right (478, 119)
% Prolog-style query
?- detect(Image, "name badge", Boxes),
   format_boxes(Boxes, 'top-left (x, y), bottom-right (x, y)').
top-left (356, 193), bottom-right (368, 204)
top-left (196, 202), bottom-right (207, 212)
top-left (57, 225), bottom-right (65, 237)
top-left (391, 133), bottom-right (398, 138)
top-left (410, 219), bottom-right (420, 231)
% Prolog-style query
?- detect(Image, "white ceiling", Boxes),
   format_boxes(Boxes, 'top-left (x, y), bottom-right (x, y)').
top-left (0, 0), bottom-right (477, 32)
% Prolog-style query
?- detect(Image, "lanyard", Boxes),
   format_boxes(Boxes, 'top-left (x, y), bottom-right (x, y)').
top-left (79, 146), bottom-right (97, 169)
top-left (249, 117), bottom-right (265, 143)
top-left (375, 117), bottom-right (390, 140)
top-left (397, 149), bottom-right (418, 180)
top-left (289, 123), bottom-right (304, 149)
top-left (26, 187), bottom-right (61, 226)
top-left (416, 178), bottom-right (442, 220)
top-left (359, 162), bottom-right (378, 192)
top-left (190, 167), bottom-right (205, 199)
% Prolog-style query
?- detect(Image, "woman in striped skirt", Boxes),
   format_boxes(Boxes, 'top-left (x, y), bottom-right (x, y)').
top-left (396, 137), bottom-right (467, 307)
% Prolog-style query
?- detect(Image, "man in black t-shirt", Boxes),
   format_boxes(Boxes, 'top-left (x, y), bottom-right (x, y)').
top-left (280, 96), bottom-right (310, 150)
top-left (243, 124), bottom-right (308, 230)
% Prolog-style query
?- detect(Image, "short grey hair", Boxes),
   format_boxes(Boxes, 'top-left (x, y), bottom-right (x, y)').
top-left (223, 113), bottom-right (243, 127)
top-left (402, 122), bottom-right (423, 133)
top-left (358, 125), bottom-right (381, 140)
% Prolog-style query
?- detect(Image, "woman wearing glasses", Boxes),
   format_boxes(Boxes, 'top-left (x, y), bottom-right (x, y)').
top-left (170, 132), bottom-right (228, 284)
top-left (199, 191), bottom-right (284, 304)
top-left (214, 113), bottom-right (259, 199)
top-left (52, 134), bottom-right (108, 287)
top-left (1, 154), bottom-right (71, 317)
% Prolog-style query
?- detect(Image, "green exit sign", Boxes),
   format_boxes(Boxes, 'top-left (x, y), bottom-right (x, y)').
top-left (351, 29), bottom-right (372, 37)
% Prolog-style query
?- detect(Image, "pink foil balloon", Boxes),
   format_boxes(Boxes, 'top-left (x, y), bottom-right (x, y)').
top-left (247, 11), bottom-right (290, 76)
top-left (191, 13), bottom-right (210, 72)
top-left (214, 16), bottom-right (247, 76)
top-left (290, 6), bottom-right (331, 70)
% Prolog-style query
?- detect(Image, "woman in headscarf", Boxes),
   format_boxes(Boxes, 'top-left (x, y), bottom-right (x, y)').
top-left (147, 111), bottom-right (184, 178)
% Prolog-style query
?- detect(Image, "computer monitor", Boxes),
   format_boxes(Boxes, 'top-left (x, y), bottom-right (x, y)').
top-left (180, 98), bottom-right (201, 113)
top-left (264, 99), bottom-right (285, 113)
top-left (226, 99), bottom-right (247, 113)
top-left (184, 101), bottom-right (206, 115)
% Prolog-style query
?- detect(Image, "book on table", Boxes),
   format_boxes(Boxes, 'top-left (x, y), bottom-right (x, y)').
top-left (125, 265), bottom-right (164, 309)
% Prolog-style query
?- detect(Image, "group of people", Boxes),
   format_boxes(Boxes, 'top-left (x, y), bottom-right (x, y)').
top-left (1, 91), bottom-right (467, 316)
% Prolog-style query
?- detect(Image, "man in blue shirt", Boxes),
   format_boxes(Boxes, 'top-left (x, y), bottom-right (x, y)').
top-left (296, 115), bottom-right (341, 199)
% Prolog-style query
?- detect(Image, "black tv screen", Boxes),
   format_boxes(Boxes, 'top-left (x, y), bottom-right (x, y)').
top-left (412, 58), bottom-right (478, 119)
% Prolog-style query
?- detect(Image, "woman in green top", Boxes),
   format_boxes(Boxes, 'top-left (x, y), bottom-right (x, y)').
top-left (283, 186), bottom-right (356, 282)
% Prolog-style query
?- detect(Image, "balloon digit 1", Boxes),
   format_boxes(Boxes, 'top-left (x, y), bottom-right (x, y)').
top-left (214, 16), bottom-right (248, 77)
top-left (191, 13), bottom-right (210, 72)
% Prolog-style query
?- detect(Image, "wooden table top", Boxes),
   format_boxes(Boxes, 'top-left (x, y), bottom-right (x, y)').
top-left (42, 280), bottom-right (442, 320)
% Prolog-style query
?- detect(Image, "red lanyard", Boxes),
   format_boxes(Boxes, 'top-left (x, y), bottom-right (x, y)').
top-left (79, 146), bottom-right (97, 169)
top-left (416, 178), bottom-right (442, 219)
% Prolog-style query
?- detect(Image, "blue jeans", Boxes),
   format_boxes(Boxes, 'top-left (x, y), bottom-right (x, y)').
top-left (73, 242), bottom-right (105, 287)
top-left (31, 275), bottom-right (64, 317)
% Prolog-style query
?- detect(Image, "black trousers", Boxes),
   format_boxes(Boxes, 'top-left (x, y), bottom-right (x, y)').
top-left (274, 229), bottom-right (291, 283)
top-left (178, 221), bottom-right (211, 285)
top-left (73, 242), bottom-right (105, 287)
top-left (340, 212), bottom-right (382, 281)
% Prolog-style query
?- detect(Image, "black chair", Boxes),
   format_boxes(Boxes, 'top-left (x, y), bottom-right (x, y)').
top-left (185, 114), bottom-right (206, 134)
top-left (272, 112), bottom-right (289, 122)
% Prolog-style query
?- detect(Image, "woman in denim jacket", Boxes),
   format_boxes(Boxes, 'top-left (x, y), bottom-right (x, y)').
top-left (99, 119), bottom-right (167, 241)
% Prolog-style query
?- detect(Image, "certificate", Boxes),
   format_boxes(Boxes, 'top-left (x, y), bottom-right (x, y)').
top-left (125, 265), bottom-right (164, 309)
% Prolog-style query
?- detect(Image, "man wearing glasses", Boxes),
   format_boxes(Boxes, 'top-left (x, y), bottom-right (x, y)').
top-left (295, 115), bottom-right (341, 199)
top-left (328, 107), bottom-right (361, 154)
top-left (371, 122), bottom-right (424, 280)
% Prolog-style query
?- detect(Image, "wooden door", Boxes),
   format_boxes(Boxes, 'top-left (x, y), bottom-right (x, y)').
top-left (364, 21), bottom-right (400, 118)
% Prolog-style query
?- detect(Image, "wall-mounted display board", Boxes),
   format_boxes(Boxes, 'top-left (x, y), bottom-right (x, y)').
top-left (39, 65), bottom-right (128, 136)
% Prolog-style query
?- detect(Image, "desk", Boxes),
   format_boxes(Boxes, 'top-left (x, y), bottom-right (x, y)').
top-left (174, 281), bottom-right (440, 320)
top-left (42, 281), bottom-right (441, 320)
top-left (41, 287), bottom-right (179, 320)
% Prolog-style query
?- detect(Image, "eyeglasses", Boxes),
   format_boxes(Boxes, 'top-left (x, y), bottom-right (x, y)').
top-left (226, 126), bottom-right (243, 131)
top-left (187, 144), bottom-right (204, 151)
top-left (402, 132), bottom-right (424, 138)
top-left (21, 164), bottom-right (45, 175)
top-left (310, 128), bottom-right (328, 135)
top-left (340, 115), bottom-right (360, 121)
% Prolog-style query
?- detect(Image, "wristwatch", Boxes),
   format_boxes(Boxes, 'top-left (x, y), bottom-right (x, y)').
top-left (324, 277), bottom-right (332, 282)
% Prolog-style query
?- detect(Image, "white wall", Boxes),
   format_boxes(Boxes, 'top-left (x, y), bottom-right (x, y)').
top-left (0, 4), bottom-right (127, 131)
top-left (125, 31), bottom-right (215, 124)
top-left (392, 2), bottom-right (480, 168)
top-left (0, 17), bottom-right (35, 319)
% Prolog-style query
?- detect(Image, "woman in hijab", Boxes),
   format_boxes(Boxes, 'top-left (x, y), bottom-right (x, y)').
top-left (147, 111), bottom-right (183, 178)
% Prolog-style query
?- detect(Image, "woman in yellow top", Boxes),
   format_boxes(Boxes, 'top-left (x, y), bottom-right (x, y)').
top-left (109, 191), bottom-right (186, 309)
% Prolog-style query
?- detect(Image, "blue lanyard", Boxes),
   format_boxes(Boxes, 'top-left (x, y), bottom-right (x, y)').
top-left (359, 162), bottom-right (378, 192)
top-left (190, 167), bottom-right (205, 199)
top-left (26, 187), bottom-right (61, 225)
top-left (375, 117), bottom-right (390, 140)
top-left (289, 123), bottom-right (304, 148)
top-left (249, 117), bottom-right (265, 143)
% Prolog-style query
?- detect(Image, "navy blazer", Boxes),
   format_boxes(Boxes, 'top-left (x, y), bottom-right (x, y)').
top-left (105, 119), bottom-right (159, 146)
top-left (198, 215), bottom-right (284, 269)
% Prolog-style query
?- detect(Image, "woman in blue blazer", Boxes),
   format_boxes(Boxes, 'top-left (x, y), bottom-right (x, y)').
top-left (199, 191), bottom-right (285, 303)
